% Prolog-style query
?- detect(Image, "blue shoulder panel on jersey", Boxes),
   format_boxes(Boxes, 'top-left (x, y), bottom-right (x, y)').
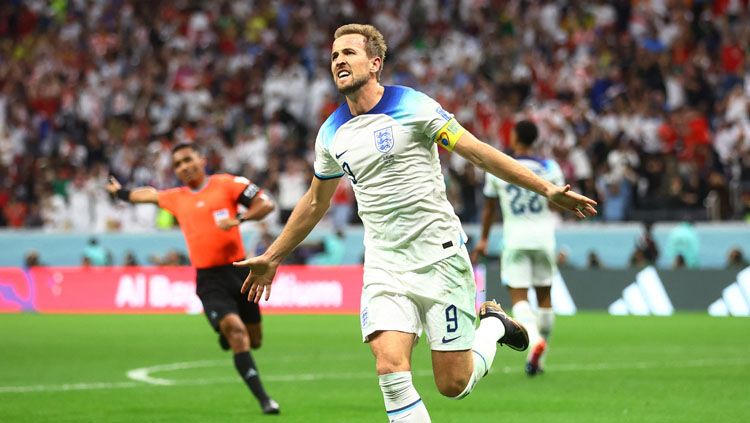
top-left (373, 85), bottom-right (425, 123)
top-left (320, 86), bottom-right (424, 146)
top-left (369, 85), bottom-right (408, 117)
top-left (515, 155), bottom-right (547, 167)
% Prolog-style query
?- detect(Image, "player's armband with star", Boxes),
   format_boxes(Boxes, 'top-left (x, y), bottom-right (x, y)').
top-left (433, 118), bottom-right (466, 151)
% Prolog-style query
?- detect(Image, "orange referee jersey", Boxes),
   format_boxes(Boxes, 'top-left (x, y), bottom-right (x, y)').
top-left (158, 174), bottom-right (254, 269)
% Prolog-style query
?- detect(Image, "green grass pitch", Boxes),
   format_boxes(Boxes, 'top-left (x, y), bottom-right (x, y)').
top-left (1, 313), bottom-right (748, 422)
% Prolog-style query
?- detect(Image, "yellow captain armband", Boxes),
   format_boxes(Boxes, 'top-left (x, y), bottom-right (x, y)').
top-left (433, 118), bottom-right (466, 151)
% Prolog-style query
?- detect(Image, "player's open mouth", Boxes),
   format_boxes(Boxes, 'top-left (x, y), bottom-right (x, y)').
top-left (337, 70), bottom-right (351, 80)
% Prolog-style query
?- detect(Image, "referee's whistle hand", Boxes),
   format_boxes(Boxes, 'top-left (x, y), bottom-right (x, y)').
top-left (217, 218), bottom-right (240, 230)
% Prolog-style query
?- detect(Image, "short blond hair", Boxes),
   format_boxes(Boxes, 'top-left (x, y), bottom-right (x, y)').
top-left (334, 24), bottom-right (387, 81)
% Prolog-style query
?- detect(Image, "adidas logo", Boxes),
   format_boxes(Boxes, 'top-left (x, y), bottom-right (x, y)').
top-left (708, 267), bottom-right (750, 317)
top-left (608, 266), bottom-right (674, 316)
top-left (527, 270), bottom-right (577, 316)
top-left (245, 368), bottom-right (258, 379)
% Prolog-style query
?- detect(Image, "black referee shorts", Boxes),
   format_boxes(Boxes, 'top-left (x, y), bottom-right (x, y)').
top-left (196, 264), bottom-right (261, 332)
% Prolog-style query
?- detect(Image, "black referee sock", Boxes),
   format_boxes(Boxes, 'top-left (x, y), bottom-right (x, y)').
top-left (233, 351), bottom-right (270, 403)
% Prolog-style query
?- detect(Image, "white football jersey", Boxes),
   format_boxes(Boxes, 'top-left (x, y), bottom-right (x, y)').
top-left (314, 86), bottom-right (466, 270)
top-left (483, 157), bottom-right (564, 251)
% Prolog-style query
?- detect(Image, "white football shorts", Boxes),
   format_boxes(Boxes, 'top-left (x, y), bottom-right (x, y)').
top-left (501, 248), bottom-right (556, 289)
top-left (360, 246), bottom-right (477, 351)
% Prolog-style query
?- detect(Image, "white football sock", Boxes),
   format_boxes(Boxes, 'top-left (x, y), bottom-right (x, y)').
top-left (537, 307), bottom-right (555, 340)
top-left (379, 372), bottom-right (431, 422)
top-left (512, 301), bottom-right (542, 353)
top-left (453, 315), bottom-right (505, 399)
top-left (537, 307), bottom-right (555, 365)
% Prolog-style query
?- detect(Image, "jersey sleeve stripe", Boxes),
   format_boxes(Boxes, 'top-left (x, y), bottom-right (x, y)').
top-left (314, 172), bottom-right (345, 180)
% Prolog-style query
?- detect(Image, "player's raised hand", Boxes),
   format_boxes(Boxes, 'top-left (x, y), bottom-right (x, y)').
top-left (234, 254), bottom-right (279, 303)
top-left (470, 238), bottom-right (489, 264)
top-left (548, 184), bottom-right (598, 219)
top-left (105, 176), bottom-right (121, 195)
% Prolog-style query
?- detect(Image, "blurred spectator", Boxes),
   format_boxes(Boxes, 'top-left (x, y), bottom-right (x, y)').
top-left (24, 250), bottom-right (41, 268)
top-left (450, 162), bottom-right (480, 223)
top-left (82, 237), bottom-right (110, 266)
top-left (673, 254), bottom-right (687, 269)
top-left (3, 199), bottom-right (27, 228)
top-left (254, 232), bottom-right (274, 257)
top-left (308, 230), bottom-right (346, 265)
top-left (148, 249), bottom-right (190, 266)
top-left (162, 250), bottom-right (190, 266)
top-left (24, 202), bottom-right (44, 228)
top-left (123, 251), bottom-right (139, 266)
top-left (253, 222), bottom-right (275, 256)
top-left (629, 248), bottom-right (649, 268)
top-left (726, 247), bottom-right (749, 268)
top-left (596, 170), bottom-right (632, 221)
top-left (634, 222), bottom-right (660, 265)
top-left (68, 171), bottom-right (97, 231)
top-left (587, 251), bottom-right (603, 269)
top-left (275, 158), bottom-right (308, 224)
top-left (665, 222), bottom-right (701, 269)
top-left (329, 179), bottom-right (354, 230)
top-left (556, 246), bottom-right (571, 268)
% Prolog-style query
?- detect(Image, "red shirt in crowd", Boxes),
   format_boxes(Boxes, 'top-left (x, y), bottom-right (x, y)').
top-left (721, 43), bottom-right (745, 74)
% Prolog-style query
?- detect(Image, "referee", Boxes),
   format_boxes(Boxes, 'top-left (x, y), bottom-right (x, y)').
top-left (107, 143), bottom-right (280, 415)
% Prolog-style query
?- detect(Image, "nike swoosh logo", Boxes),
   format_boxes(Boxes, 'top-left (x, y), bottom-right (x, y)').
top-left (442, 335), bottom-right (461, 343)
top-left (335, 150), bottom-right (348, 159)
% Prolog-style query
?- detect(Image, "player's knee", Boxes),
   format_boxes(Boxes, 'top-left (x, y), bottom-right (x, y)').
top-left (250, 338), bottom-right (262, 350)
top-left (224, 325), bottom-right (249, 347)
top-left (375, 356), bottom-right (409, 375)
top-left (435, 375), bottom-right (470, 398)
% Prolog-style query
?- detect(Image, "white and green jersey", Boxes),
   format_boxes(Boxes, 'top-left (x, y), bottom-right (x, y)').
top-left (483, 156), bottom-right (564, 251)
top-left (314, 85), bottom-right (466, 270)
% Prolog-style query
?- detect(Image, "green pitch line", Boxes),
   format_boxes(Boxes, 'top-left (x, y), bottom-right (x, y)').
top-left (0, 313), bottom-right (748, 423)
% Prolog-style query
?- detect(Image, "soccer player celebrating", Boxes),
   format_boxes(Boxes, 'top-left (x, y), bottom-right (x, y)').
top-left (106, 143), bottom-right (280, 415)
top-left (473, 120), bottom-right (562, 376)
top-left (235, 24), bottom-right (596, 421)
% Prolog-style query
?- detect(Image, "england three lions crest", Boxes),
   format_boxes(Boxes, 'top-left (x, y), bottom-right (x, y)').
top-left (374, 127), bottom-right (394, 153)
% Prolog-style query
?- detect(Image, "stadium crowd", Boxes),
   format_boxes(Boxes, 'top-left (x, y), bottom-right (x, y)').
top-left (1, 0), bottom-right (749, 231)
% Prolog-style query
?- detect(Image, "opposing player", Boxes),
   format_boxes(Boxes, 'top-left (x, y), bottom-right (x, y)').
top-left (106, 143), bottom-right (280, 415)
top-left (234, 24), bottom-right (596, 421)
top-left (473, 120), bottom-right (561, 376)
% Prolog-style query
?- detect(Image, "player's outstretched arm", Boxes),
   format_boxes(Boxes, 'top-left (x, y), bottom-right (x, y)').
top-left (453, 132), bottom-right (597, 219)
top-left (471, 197), bottom-right (497, 263)
top-left (234, 176), bottom-right (340, 303)
top-left (105, 177), bottom-right (159, 204)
